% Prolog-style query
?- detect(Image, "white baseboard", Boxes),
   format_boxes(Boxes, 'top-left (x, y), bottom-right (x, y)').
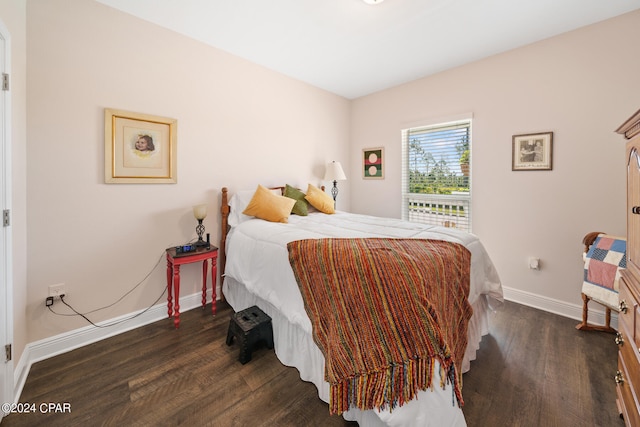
top-left (12, 291), bottom-right (211, 403)
top-left (502, 285), bottom-right (618, 329)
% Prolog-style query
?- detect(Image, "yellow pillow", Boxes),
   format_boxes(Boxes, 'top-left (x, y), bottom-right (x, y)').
top-left (305, 184), bottom-right (335, 214)
top-left (243, 185), bottom-right (296, 223)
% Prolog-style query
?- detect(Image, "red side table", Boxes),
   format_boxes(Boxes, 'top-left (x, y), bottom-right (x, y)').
top-left (166, 245), bottom-right (218, 328)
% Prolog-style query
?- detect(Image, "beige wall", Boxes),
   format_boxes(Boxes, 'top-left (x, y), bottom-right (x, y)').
top-left (25, 0), bottom-right (349, 342)
top-left (0, 0), bottom-right (27, 366)
top-left (350, 10), bottom-right (640, 309)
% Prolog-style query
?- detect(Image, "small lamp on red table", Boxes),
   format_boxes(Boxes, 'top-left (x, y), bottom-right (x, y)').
top-left (193, 204), bottom-right (209, 247)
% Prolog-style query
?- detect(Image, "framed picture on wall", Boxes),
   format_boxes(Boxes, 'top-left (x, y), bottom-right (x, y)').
top-left (512, 132), bottom-right (553, 171)
top-left (104, 108), bottom-right (178, 183)
top-left (363, 147), bottom-right (384, 179)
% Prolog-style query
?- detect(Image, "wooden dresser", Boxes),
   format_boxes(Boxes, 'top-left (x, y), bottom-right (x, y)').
top-left (616, 108), bottom-right (640, 427)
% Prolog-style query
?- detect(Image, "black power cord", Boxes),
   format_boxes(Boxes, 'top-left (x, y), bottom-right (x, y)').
top-left (46, 249), bottom-right (170, 328)
top-left (46, 289), bottom-right (166, 328)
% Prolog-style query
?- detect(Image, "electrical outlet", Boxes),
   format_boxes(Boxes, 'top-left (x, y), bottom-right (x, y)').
top-left (49, 283), bottom-right (65, 298)
top-left (528, 257), bottom-right (540, 270)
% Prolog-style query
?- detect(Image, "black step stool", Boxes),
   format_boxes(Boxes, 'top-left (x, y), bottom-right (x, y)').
top-left (226, 305), bottom-right (274, 364)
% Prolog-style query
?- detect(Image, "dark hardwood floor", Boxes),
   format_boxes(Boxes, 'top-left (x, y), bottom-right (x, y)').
top-left (463, 301), bottom-right (623, 427)
top-left (2, 300), bottom-right (623, 426)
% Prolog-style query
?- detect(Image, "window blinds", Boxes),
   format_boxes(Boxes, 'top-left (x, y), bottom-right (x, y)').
top-left (401, 120), bottom-right (472, 232)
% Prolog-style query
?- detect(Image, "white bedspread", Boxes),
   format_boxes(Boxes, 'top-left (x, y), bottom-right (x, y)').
top-left (223, 210), bottom-right (503, 426)
top-left (225, 211), bottom-right (502, 334)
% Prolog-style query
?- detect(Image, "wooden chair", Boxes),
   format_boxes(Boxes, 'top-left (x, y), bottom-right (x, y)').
top-left (575, 231), bottom-right (626, 334)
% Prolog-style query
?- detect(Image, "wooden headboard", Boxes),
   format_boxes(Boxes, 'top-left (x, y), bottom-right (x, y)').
top-left (220, 187), bottom-right (230, 286)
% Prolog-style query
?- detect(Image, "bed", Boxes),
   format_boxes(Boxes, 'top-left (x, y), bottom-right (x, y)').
top-left (219, 185), bottom-right (503, 426)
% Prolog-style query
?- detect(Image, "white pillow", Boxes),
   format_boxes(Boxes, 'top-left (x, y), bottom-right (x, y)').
top-left (227, 188), bottom-right (283, 227)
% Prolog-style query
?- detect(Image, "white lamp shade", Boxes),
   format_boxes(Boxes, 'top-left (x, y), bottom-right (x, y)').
top-left (193, 204), bottom-right (207, 220)
top-left (324, 161), bottom-right (347, 181)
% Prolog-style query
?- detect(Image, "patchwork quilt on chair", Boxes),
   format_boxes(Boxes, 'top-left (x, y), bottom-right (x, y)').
top-left (582, 234), bottom-right (626, 309)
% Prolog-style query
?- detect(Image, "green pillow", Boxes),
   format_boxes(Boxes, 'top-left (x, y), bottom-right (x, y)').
top-left (284, 184), bottom-right (309, 216)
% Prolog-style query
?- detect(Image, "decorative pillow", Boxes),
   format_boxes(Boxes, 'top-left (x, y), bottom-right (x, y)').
top-left (242, 184), bottom-right (296, 223)
top-left (228, 190), bottom-right (257, 227)
top-left (305, 184), bottom-right (335, 214)
top-left (228, 187), bottom-right (286, 226)
top-left (284, 184), bottom-right (309, 216)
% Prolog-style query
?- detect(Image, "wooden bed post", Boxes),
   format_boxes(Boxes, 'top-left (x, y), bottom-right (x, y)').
top-left (220, 187), bottom-right (229, 299)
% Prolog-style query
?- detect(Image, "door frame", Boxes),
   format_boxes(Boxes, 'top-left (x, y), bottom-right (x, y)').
top-left (0, 16), bottom-right (14, 413)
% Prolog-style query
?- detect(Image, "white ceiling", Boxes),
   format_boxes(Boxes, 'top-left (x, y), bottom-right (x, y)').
top-left (96, 0), bottom-right (640, 99)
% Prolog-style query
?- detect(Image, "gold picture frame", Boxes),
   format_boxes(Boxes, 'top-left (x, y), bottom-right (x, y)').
top-left (363, 147), bottom-right (384, 179)
top-left (512, 132), bottom-right (553, 171)
top-left (104, 108), bottom-right (177, 183)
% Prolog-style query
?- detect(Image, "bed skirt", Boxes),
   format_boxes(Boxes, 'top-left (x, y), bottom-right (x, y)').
top-left (223, 277), bottom-right (491, 426)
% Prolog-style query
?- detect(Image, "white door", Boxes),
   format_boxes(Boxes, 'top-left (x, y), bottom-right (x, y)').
top-left (0, 19), bottom-right (13, 415)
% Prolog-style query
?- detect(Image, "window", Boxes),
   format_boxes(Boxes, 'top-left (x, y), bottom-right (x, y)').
top-left (401, 119), bottom-right (472, 232)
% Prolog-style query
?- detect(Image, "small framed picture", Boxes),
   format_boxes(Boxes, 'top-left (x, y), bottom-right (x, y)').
top-left (363, 147), bottom-right (384, 179)
top-left (512, 132), bottom-right (553, 171)
top-left (104, 108), bottom-right (178, 183)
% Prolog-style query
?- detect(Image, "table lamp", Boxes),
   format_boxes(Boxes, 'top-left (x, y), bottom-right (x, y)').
top-left (324, 161), bottom-right (346, 204)
top-left (193, 204), bottom-right (208, 247)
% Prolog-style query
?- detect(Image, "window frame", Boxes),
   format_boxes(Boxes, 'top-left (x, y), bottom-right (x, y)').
top-left (401, 117), bottom-right (472, 232)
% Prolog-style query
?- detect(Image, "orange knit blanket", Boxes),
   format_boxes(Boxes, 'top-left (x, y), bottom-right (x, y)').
top-left (287, 238), bottom-right (472, 414)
